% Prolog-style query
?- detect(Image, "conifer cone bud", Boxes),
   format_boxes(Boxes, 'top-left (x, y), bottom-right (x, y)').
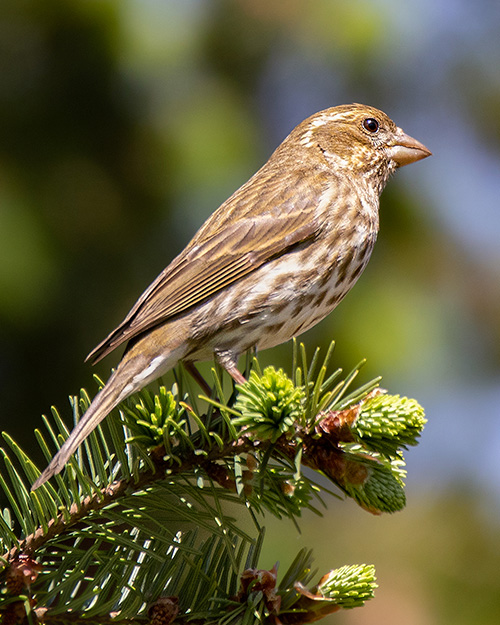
top-left (148, 596), bottom-right (179, 625)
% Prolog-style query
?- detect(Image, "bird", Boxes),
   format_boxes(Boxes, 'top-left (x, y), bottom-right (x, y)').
top-left (32, 103), bottom-right (431, 490)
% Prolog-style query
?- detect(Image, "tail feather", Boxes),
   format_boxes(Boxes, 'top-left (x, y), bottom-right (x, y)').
top-left (32, 318), bottom-right (189, 491)
top-left (31, 372), bottom-right (129, 491)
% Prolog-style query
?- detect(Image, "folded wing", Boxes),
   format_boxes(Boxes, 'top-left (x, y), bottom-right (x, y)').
top-left (87, 170), bottom-right (327, 363)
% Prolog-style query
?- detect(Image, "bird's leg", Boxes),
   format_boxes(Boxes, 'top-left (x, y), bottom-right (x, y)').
top-left (183, 360), bottom-right (213, 396)
top-left (214, 348), bottom-right (247, 385)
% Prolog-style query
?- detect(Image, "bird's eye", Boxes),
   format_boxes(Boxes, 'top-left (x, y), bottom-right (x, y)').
top-left (363, 118), bottom-right (379, 133)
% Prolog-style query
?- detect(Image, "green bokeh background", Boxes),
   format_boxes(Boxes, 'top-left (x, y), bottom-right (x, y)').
top-left (1, 1), bottom-right (500, 622)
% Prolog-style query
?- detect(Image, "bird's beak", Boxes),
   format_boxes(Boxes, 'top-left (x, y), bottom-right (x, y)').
top-left (385, 127), bottom-right (432, 167)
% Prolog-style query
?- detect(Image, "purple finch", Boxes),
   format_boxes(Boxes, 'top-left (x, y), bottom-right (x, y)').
top-left (32, 103), bottom-right (430, 490)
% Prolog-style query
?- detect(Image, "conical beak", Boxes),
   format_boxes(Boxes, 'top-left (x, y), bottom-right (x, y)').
top-left (385, 126), bottom-right (432, 167)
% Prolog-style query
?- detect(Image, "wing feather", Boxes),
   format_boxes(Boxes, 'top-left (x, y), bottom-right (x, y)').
top-left (87, 168), bottom-right (329, 364)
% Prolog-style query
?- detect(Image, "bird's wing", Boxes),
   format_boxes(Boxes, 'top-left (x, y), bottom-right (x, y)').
top-left (87, 173), bottom-right (326, 364)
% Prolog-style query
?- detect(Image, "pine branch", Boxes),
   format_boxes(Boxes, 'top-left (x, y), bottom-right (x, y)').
top-left (0, 342), bottom-right (426, 624)
top-left (4, 436), bottom-right (255, 561)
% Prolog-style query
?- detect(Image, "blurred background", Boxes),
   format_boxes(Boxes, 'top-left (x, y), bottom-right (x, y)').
top-left (1, 0), bottom-right (499, 622)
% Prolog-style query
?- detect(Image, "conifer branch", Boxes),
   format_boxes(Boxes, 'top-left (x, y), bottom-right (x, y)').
top-left (0, 342), bottom-right (426, 623)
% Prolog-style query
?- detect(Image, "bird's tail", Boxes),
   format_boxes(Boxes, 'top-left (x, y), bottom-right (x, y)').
top-left (31, 368), bottom-right (132, 491)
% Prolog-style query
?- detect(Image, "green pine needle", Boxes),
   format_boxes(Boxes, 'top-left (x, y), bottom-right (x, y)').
top-left (233, 368), bottom-right (306, 443)
top-left (122, 386), bottom-right (180, 448)
top-left (341, 453), bottom-right (407, 514)
top-left (354, 393), bottom-right (427, 456)
top-left (316, 563), bottom-right (377, 608)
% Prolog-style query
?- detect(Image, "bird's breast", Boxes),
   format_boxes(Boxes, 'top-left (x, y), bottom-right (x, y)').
top-left (187, 186), bottom-right (379, 359)
top-left (189, 222), bottom-right (377, 358)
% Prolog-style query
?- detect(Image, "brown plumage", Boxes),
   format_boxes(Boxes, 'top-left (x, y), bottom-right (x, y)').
top-left (32, 104), bottom-right (431, 490)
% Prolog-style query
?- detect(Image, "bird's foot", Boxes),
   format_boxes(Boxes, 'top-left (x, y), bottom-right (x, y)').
top-left (214, 348), bottom-right (247, 386)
